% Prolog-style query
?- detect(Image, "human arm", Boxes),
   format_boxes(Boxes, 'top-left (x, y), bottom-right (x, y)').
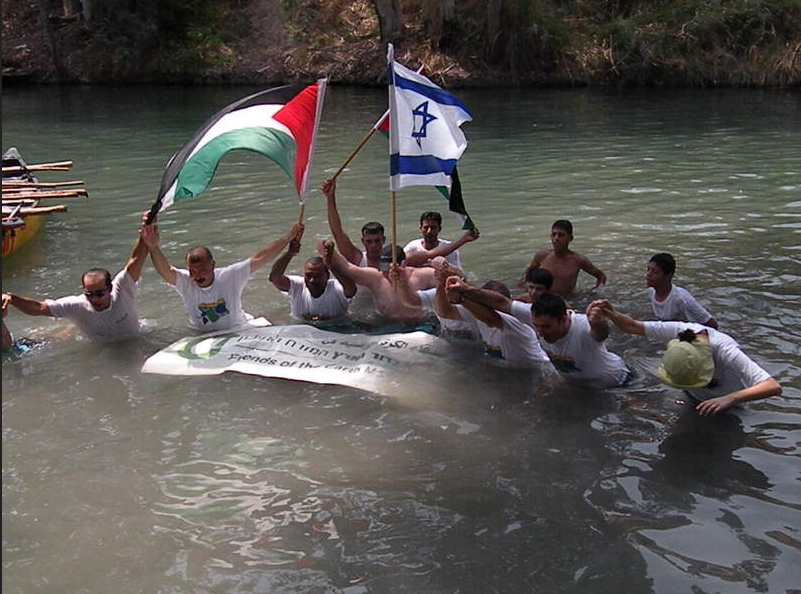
top-left (594, 299), bottom-right (646, 336)
top-left (268, 237), bottom-right (301, 292)
top-left (580, 256), bottom-right (606, 292)
top-left (322, 178), bottom-right (363, 265)
top-left (2, 291), bottom-right (52, 317)
top-left (124, 212), bottom-right (153, 282)
top-left (586, 301), bottom-right (609, 342)
top-left (695, 377), bottom-right (781, 417)
top-left (318, 239), bottom-right (357, 298)
top-left (325, 241), bottom-right (380, 289)
top-left (389, 264), bottom-right (423, 308)
top-left (517, 250), bottom-right (546, 287)
top-left (250, 223), bottom-right (304, 273)
top-left (2, 295), bottom-right (13, 348)
top-left (140, 219), bottom-right (177, 285)
top-left (404, 229), bottom-right (480, 267)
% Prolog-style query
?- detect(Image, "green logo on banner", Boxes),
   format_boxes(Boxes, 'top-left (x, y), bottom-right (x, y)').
top-left (177, 333), bottom-right (237, 360)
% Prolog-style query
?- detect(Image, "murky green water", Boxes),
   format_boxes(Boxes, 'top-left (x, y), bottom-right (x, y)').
top-left (3, 85), bottom-right (800, 593)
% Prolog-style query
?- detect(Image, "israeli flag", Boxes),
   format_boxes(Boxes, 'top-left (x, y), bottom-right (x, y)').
top-left (388, 45), bottom-right (472, 191)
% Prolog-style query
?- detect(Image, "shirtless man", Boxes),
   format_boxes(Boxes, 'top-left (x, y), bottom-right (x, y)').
top-left (323, 241), bottom-right (442, 323)
top-left (518, 219), bottom-right (606, 296)
top-left (322, 178), bottom-right (478, 269)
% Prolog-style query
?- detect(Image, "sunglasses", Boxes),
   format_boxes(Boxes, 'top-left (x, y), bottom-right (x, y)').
top-left (84, 288), bottom-right (110, 299)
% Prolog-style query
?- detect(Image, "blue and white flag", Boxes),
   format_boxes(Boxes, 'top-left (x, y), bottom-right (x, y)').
top-left (387, 44), bottom-right (472, 191)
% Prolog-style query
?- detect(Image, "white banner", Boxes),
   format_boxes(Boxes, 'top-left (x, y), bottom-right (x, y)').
top-left (141, 325), bottom-right (453, 397)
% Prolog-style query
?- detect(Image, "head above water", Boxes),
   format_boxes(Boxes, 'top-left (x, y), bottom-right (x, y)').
top-left (526, 268), bottom-right (554, 300)
top-left (419, 211), bottom-right (443, 244)
top-left (481, 280), bottom-right (511, 299)
top-left (531, 292), bottom-right (570, 343)
top-left (361, 222), bottom-right (386, 256)
top-left (646, 252), bottom-right (676, 289)
top-left (303, 256), bottom-right (330, 297)
top-left (550, 220), bottom-right (573, 251)
top-left (657, 328), bottom-right (714, 389)
top-left (185, 246), bottom-right (215, 288)
top-left (81, 268), bottom-right (113, 311)
top-left (552, 220), bottom-right (573, 236)
top-left (378, 244), bottom-right (406, 271)
top-left (649, 252), bottom-right (676, 275)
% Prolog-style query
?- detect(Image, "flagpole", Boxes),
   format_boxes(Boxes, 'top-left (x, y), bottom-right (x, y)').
top-left (330, 122), bottom-right (383, 181)
top-left (297, 203), bottom-right (305, 224)
top-left (391, 190), bottom-right (397, 266)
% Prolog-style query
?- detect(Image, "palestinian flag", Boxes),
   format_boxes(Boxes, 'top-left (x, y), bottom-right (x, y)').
top-left (373, 110), bottom-right (474, 230)
top-left (150, 79), bottom-right (327, 217)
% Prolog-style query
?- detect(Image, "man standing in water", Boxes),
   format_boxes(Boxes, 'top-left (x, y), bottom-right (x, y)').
top-left (646, 252), bottom-right (718, 328)
top-left (142, 219), bottom-right (303, 332)
top-left (2, 217), bottom-right (150, 342)
top-left (322, 179), bottom-right (478, 269)
top-left (518, 219), bottom-right (606, 295)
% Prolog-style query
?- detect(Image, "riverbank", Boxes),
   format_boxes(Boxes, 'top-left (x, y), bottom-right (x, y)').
top-left (3, 0), bottom-right (800, 87)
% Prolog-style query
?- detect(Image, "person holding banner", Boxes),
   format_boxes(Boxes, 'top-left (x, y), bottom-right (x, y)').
top-left (141, 219), bottom-right (303, 332)
top-left (269, 233), bottom-right (356, 322)
top-left (2, 216), bottom-right (150, 342)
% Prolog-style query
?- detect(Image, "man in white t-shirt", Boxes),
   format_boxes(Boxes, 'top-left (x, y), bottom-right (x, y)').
top-left (2, 220), bottom-right (149, 342)
top-left (403, 211), bottom-right (479, 269)
top-left (525, 292), bottom-right (629, 388)
top-left (596, 300), bottom-right (781, 416)
top-left (269, 234), bottom-right (356, 322)
top-left (441, 277), bottom-right (549, 367)
top-left (646, 252), bottom-right (718, 328)
top-left (142, 220), bottom-right (302, 332)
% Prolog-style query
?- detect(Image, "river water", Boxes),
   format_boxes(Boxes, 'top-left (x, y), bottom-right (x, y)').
top-left (2, 85), bottom-right (800, 593)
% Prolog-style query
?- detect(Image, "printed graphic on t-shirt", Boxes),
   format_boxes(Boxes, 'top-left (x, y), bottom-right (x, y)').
top-left (484, 343), bottom-right (504, 359)
top-left (197, 299), bottom-right (229, 325)
top-left (547, 353), bottom-right (580, 373)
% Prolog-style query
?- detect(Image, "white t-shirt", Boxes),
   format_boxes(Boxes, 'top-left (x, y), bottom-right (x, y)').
top-left (643, 321), bottom-right (771, 401)
top-left (45, 269), bottom-right (141, 342)
top-left (285, 275), bottom-right (350, 320)
top-left (173, 258), bottom-right (253, 331)
top-left (648, 285), bottom-right (713, 325)
top-left (403, 237), bottom-right (461, 269)
top-left (536, 311), bottom-right (630, 388)
top-left (417, 288), bottom-right (478, 341)
top-left (456, 305), bottom-right (548, 367)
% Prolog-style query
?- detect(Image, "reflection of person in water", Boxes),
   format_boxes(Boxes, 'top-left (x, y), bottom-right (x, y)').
top-left (651, 402), bottom-right (770, 493)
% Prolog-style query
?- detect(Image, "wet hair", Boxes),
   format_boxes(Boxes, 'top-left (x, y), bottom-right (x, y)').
top-left (305, 256), bottom-right (325, 267)
top-left (186, 246), bottom-right (214, 264)
top-left (419, 211), bottom-right (442, 226)
top-left (527, 267), bottom-right (554, 289)
top-left (677, 329), bottom-right (697, 343)
top-left (532, 292), bottom-right (567, 320)
top-left (552, 219), bottom-right (573, 235)
top-left (650, 252), bottom-right (676, 275)
top-left (361, 222), bottom-right (385, 236)
top-left (82, 268), bottom-right (112, 288)
top-left (380, 244), bottom-right (406, 263)
top-left (481, 280), bottom-right (511, 299)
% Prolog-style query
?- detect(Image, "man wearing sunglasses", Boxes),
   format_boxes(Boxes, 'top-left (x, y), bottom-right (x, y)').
top-left (2, 217), bottom-right (150, 342)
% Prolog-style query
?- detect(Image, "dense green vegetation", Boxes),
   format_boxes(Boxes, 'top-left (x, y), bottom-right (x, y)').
top-left (7, 0), bottom-right (800, 85)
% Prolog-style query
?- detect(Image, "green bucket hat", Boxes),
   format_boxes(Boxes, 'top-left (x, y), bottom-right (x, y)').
top-left (657, 337), bottom-right (714, 389)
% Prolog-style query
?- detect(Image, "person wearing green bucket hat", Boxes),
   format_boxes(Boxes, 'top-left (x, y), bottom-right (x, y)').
top-left (591, 299), bottom-right (781, 417)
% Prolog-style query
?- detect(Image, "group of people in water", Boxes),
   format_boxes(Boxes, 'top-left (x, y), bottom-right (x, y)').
top-left (2, 177), bottom-right (782, 415)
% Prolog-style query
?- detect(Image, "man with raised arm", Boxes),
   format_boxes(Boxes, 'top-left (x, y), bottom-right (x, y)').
top-left (142, 219), bottom-right (302, 332)
top-left (403, 210), bottom-right (480, 268)
top-left (269, 231), bottom-right (356, 322)
top-left (3, 216), bottom-right (150, 342)
top-left (324, 241), bottom-right (444, 324)
top-left (518, 219), bottom-right (606, 296)
top-left (321, 178), bottom-right (479, 269)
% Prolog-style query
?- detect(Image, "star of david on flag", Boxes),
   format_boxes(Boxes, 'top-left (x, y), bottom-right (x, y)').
top-left (387, 44), bottom-right (472, 191)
